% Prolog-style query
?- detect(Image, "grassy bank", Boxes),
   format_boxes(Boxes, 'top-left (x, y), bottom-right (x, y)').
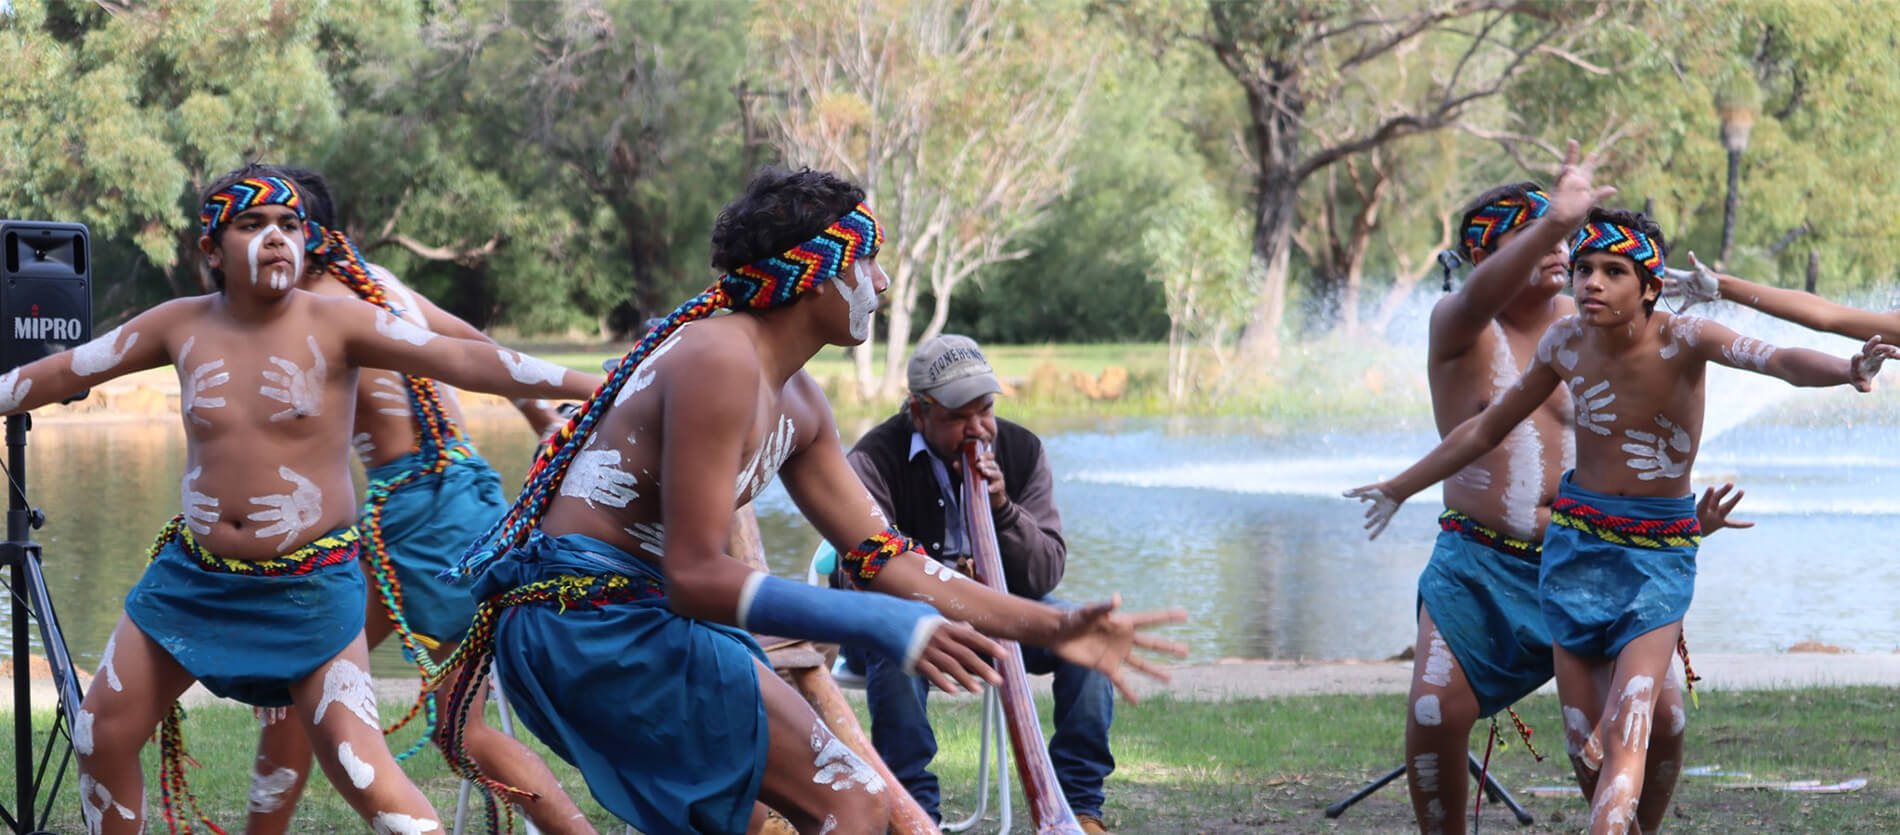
top-left (6, 687), bottom-right (1896, 832)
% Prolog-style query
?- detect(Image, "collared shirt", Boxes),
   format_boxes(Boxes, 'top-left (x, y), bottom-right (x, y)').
top-left (910, 431), bottom-right (970, 560)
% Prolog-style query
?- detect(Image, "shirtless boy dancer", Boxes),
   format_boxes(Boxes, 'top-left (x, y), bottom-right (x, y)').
top-left (37, 166), bottom-right (597, 834)
top-left (1353, 180), bottom-right (1893, 833)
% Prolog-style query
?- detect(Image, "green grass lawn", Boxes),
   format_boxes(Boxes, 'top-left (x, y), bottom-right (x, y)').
top-left (6, 687), bottom-right (1897, 832)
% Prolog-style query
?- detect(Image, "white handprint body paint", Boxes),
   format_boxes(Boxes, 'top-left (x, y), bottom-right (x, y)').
top-left (1487, 323), bottom-right (1542, 539)
top-left (181, 466), bottom-right (220, 536)
top-left (1618, 675), bottom-right (1655, 748)
top-left (1571, 377), bottom-right (1619, 436)
top-left (736, 415), bottom-right (796, 502)
top-left (1722, 335), bottom-right (1777, 371)
top-left (842, 261), bottom-right (879, 341)
top-left (315, 659), bottom-right (380, 729)
top-left (920, 559), bottom-right (963, 583)
top-left (246, 466), bottom-right (324, 551)
top-left (370, 375), bottom-right (411, 417)
top-left (809, 722), bottom-right (885, 793)
top-left (353, 432), bottom-right (377, 466)
top-left (0, 368), bottom-right (32, 413)
top-left (246, 225), bottom-right (301, 291)
top-left (1413, 694), bottom-right (1442, 727)
top-left (71, 326), bottom-right (138, 377)
top-left (98, 630), bottom-right (123, 691)
top-left (1592, 773), bottom-right (1636, 834)
top-left (1421, 629), bottom-right (1454, 687)
top-left (369, 264), bottom-right (421, 316)
top-left (615, 328), bottom-right (688, 407)
top-left (78, 772), bottom-right (137, 833)
top-left (337, 742), bottom-right (376, 789)
top-left (263, 336), bottom-right (327, 421)
top-left (498, 349), bottom-right (566, 387)
top-left (1413, 752), bottom-right (1440, 793)
top-left (562, 438), bottom-right (640, 509)
top-left (375, 309), bottom-right (436, 346)
top-left (249, 761), bottom-right (299, 813)
top-left (1660, 315), bottom-right (1705, 360)
top-left (74, 708), bottom-right (94, 754)
top-left (1622, 415), bottom-right (1692, 481)
top-left (1536, 317), bottom-right (1583, 372)
top-left (371, 812), bottom-right (441, 835)
top-left (178, 337), bottom-right (230, 426)
top-left (625, 522), bottom-right (665, 559)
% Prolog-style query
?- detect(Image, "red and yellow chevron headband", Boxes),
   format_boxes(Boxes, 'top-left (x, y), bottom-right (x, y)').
top-left (1569, 220), bottom-right (1664, 281)
top-left (200, 176), bottom-right (304, 237)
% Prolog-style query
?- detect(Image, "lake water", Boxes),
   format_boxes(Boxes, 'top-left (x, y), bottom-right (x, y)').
top-left (4, 319), bottom-right (1899, 682)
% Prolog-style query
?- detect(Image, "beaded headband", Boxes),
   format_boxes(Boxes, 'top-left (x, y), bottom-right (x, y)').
top-left (1569, 219), bottom-right (1665, 281)
top-left (200, 176), bottom-right (304, 237)
top-left (720, 202), bottom-right (884, 309)
top-left (1462, 189), bottom-right (1550, 256)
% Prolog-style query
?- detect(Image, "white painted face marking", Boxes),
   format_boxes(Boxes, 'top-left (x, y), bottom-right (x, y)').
top-left (370, 375), bottom-right (411, 417)
top-left (842, 261), bottom-right (879, 341)
top-left (617, 329), bottom-right (688, 407)
top-left (337, 742), bottom-right (376, 789)
top-left (370, 812), bottom-right (441, 835)
top-left (248, 762), bottom-right (299, 813)
top-left (809, 722), bottom-right (886, 793)
top-left (1669, 703), bottom-right (1686, 737)
top-left (1413, 694), bottom-right (1442, 727)
top-left (178, 337), bottom-right (231, 427)
top-left (1413, 752), bottom-right (1440, 793)
top-left (313, 659), bottom-right (380, 730)
top-left (73, 708), bottom-right (94, 755)
top-left (1571, 377), bottom-right (1618, 435)
top-left (246, 225), bottom-right (300, 290)
top-left (0, 368), bottom-right (33, 413)
top-left (497, 349), bottom-right (566, 386)
top-left (353, 432), bottom-right (377, 466)
top-left (736, 415), bottom-right (796, 502)
top-left (71, 326), bottom-right (138, 377)
top-left (1622, 415), bottom-right (1692, 481)
top-left (1618, 675), bottom-right (1656, 748)
top-left (262, 335), bottom-right (327, 421)
top-left (375, 309), bottom-right (436, 346)
top-left (246, 466), bottom-right (324, 551)
top-left (562, 440), bottom-right (639, 509)
top-left (98, 630), bottom-right (123, 692)
top-left (624, 522), bottom-right (666, 559)
top-left (181, 466), bottom-right (220, 537)
top-left (1722, 335), bottom-right (1777, 371)
top-left (1420, 631), bottom-right (1454, 688)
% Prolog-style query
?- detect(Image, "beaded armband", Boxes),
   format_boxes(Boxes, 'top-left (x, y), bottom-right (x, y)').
top-left (839, 528), bottom-right (923, 590)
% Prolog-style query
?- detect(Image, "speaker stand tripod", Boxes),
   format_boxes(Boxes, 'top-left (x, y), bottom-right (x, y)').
top-left (1324, 751), bottom-right (1534, 826)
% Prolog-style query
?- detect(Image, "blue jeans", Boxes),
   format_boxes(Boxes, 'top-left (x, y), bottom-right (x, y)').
top-left (849, 602), bottom-right (1115, 821)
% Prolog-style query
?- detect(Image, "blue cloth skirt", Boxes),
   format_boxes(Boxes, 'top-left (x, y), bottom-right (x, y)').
top-left (1417, 510), bottom-right (1554, 718)
top-left (1539, 473), bottom-right (1699, 658)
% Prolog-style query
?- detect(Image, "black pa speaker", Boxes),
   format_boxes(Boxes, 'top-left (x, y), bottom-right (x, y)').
top-left (0, 221), bottom-right (93, 378)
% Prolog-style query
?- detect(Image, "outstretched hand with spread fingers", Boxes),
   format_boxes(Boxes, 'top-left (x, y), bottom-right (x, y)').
top-left (1343, 484), bottom-right (1402, 540)
top-left (1048, 595), bottom-right (1188, 704)
top-left (913, 619), bottom-right (1007, 696)
top-left (1662, 250), bottom-right (1721, 311)
top-left (1696, 482), bottom-right (1753, 535)
top-left (1850, 335), bottom-right (1900, 392)
top-left (1547, 138), bottom-right (1619, 225)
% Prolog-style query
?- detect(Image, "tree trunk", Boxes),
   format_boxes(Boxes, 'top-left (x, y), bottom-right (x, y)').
top-left (1720, 148), bottom-right (1742, 268)
top-left (1806, 248), bottom-right (1819, 294)
top-left (1237, 172), bottom-right (1298, 364)
top-left (879, 286), bottom-right (916, 397)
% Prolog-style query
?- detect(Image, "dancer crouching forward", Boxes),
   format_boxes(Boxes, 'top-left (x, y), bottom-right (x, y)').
top-left (32, 166), bottom-right (600, 834)
top-left (437, 167), bottom-right (1188, 835)
top-left (1350, 199), bottom-right (1894, 834)
top-left (1398, 144), bottom-right (1746, 835)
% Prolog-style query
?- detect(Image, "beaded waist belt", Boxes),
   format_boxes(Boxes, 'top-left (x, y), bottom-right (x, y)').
top-left (491, 572), bottom-right (666, 612)
top-left (1549, 496), bottom-right (1700, 549)
top-left (1438, 510), bottom-right (1541, 562)
top-left (174, 521), bottom-right (362, 577)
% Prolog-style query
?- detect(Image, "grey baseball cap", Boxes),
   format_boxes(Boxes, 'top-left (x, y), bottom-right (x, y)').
top-left (907, 334), bottom-right (1001, 408)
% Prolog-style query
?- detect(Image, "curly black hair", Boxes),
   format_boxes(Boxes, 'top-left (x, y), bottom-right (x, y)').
top-left (709, 168), bottom-right (866, 271)
top-left (197, 162), bottom-right (284, 291)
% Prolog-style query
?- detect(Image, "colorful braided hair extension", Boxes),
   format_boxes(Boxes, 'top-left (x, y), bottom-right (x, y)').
top-left (424, 202), bottom-right (884, 828)
top-left (1569, 218), bottom-right (1665, 281)
top-left (1461, 188), bottom-right (1551, 258)
top-left (200, 175), bottom-right (304, 237)
top-left (305, 221), bottom-right (466, 755)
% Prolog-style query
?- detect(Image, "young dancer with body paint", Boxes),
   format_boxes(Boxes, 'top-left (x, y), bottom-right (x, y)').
top-left (1350, 191), bottom-right (1895, 833)
top-left (241, 167), bottom-right (592, 835)
top-left (433, 168), bottom-right (1187, 835)
top-left (1400, 147), bottom-right (1752, 834)
top-left (37, 165), bottom-right (601, 835)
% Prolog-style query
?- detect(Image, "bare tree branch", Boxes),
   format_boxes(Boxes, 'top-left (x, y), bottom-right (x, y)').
top-left (370, 231), bottom-right (505, 265)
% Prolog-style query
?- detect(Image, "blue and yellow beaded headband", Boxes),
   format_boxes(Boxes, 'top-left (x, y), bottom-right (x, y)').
top-left (1569, 219), bottom-right (1664, 281)
top-left (720, 203), bottom-right (884, 309)
top-left (1462, 189), bottom-right (1551, 256)
top-left (199, 176), bottom-right (305, 237)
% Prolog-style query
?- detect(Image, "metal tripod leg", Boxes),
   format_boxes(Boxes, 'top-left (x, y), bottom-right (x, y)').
top-left (1324, 753), bottom-right (1534, 825)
